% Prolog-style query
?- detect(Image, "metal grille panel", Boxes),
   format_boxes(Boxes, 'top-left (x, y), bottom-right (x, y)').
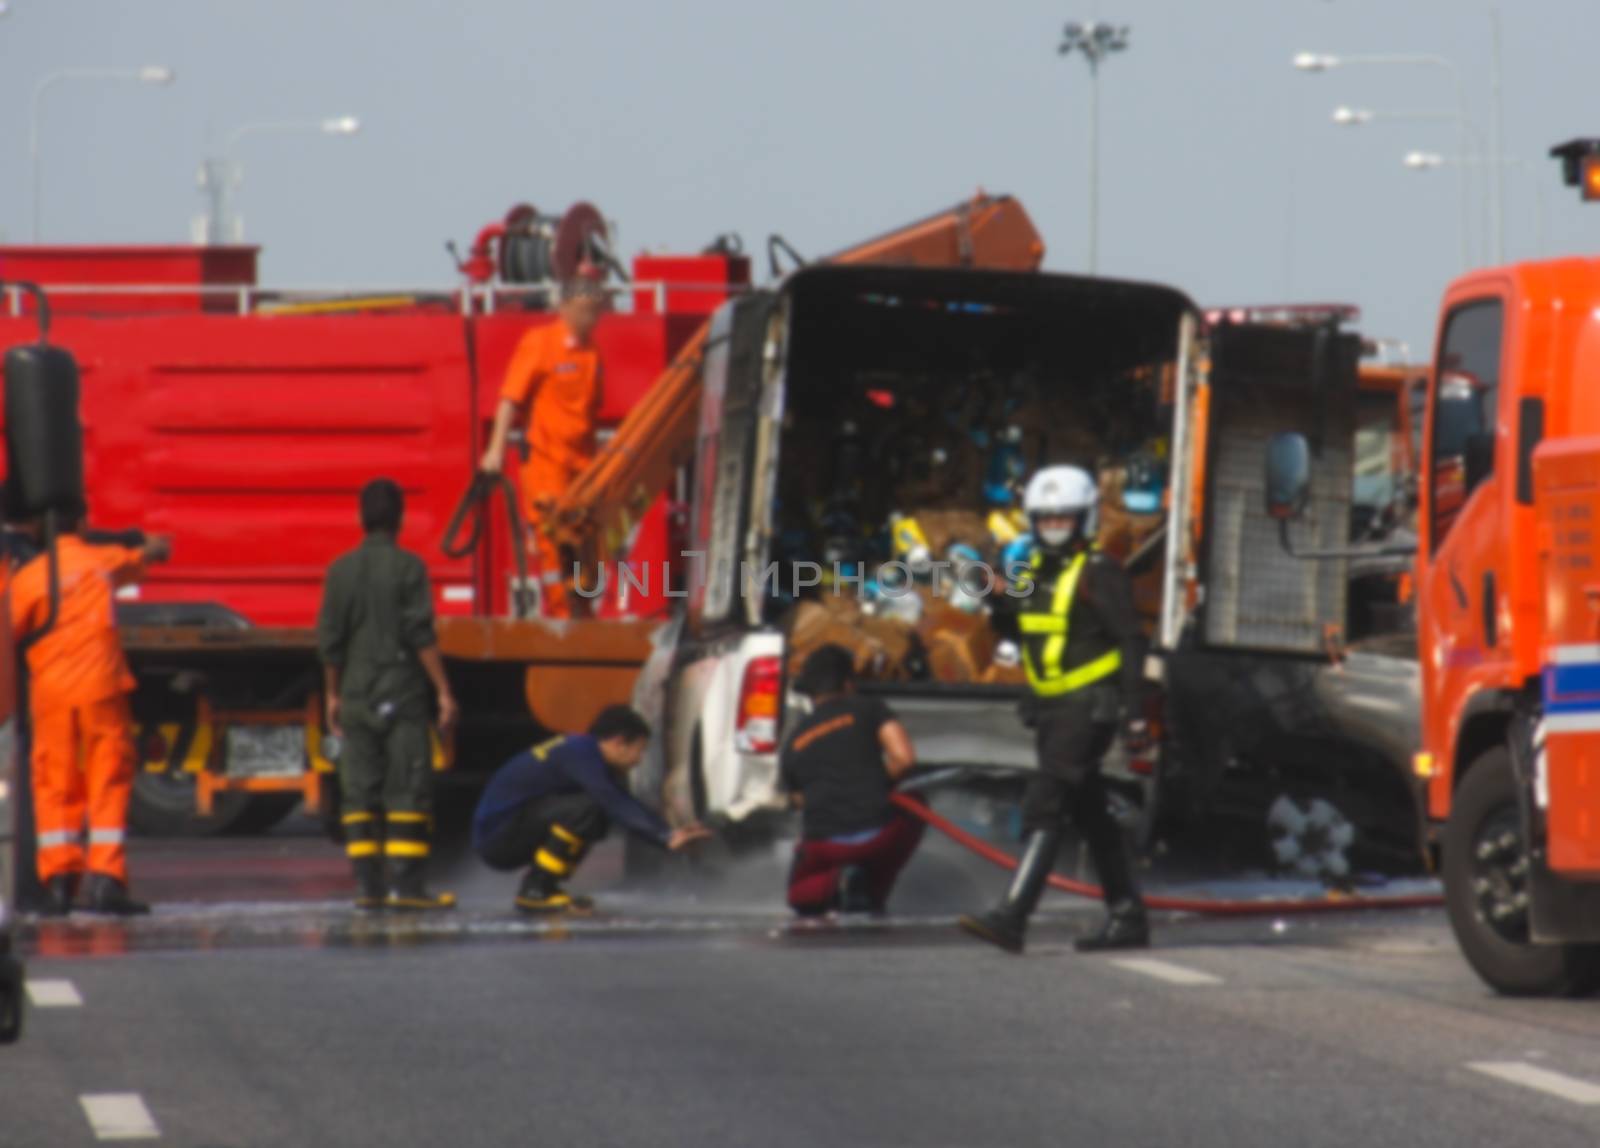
top-left (1203, 384), bottom-right (1351, 653)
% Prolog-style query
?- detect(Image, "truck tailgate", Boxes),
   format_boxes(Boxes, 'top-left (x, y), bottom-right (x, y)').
top-left (860, 684), bottom-right (1033, 771)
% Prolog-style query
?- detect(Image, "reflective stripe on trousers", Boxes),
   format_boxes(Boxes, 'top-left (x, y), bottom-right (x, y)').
top-left (30, 694), bottom-right (136, 882)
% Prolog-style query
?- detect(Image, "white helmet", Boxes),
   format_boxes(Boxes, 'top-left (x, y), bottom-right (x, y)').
top-left (1022, 465), bottom-right (1099, 546)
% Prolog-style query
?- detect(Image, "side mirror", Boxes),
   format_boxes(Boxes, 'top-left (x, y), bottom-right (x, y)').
top-left (1265, 433), bottom-right (1312, 521)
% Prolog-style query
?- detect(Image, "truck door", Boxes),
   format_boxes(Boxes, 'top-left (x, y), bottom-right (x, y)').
top-left (661, 291), bottom-right (786, 824)
top-left (1417, 297), bottom-right (1508, 793)
top-left (1159, 311), bottom-right (1203, 650)
top-left (1192, 320), bottom-right (1362, 654)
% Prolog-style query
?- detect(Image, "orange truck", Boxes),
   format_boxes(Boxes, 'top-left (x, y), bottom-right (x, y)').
top-left (1268, 137), bottom-right (1600, 996)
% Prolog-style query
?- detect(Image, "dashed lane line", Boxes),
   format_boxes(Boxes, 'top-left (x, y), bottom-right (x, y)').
top-left (80, 1093), bottom-right (160, 1141)
top-left (25, 978), bottom-right (83, 1008)
top-left (1468, 1061), bottom-right (1600, 1106)
top-left (1107, 957), bottom-right (1224, 986)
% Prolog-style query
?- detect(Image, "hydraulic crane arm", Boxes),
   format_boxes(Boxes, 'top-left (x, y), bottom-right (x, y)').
top-left (546, 192), bottom-right (1044, 560)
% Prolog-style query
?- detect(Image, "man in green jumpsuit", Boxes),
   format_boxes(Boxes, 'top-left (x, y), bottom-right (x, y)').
top-left (317, 478), bottom-right (459, 911)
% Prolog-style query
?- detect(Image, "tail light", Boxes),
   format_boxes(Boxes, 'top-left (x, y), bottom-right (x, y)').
top-left (735, 656), bottom-right (783, 754)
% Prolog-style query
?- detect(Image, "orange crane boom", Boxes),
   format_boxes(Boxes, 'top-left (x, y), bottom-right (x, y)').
top-left (546, 192), bottom-right (1044, 560)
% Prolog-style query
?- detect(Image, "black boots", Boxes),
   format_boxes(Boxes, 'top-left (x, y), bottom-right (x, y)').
top-left (386, 858), bottom-right (456, 911)
top-left (837, 865), bottom-right (874, 915)
top-left (959, 829), bottom-right (1061, 955)
top-left (514, 868), bottom-right (594, 916)
top-left (1073, 801), bottom-right (1149, 952)
top-left (79, 874), bottom-right (150, 917)
top-left (352, 856), bottom-right (387, 912)
top-left (1074, 901), bottom-right (1151, 952)
top-left (38, 875), bottom-right (78, 918)
top-left (36, 874), bottom-right (149, 918)
top-left (514, 822), bottom-right (594, 915)
top-left (960, 824), bottom-right (1152, 955)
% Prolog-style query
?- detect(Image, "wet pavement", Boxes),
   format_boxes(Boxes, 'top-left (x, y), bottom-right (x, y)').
top-left (9, 826), bottom-right (1600, 1146)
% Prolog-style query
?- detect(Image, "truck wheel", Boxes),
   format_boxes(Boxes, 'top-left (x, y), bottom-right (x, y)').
top-left (1443, 746), bottom-right (1600, 997)
top-left (220, 794), bottom-right (302, 836)
top-left (1266, 793), bottom-right (1356, 882)
top-left (129, 772), bottom-right (295, 837)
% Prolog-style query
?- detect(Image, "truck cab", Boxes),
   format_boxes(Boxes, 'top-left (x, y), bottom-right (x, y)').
top-left (1268, 172), bottom-right (1600, 992)
top-left (1418, 259), bottom-right (1600, 994)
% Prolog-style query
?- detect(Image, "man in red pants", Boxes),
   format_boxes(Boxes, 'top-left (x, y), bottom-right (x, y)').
top-left (780, 645), bottom-right (924, 916)
top-left (11, 522), bottom-right (170, 916)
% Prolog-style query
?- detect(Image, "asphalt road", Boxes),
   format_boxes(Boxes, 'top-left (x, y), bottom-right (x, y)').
top-left (8, 832), bottom-right (1600, 1147)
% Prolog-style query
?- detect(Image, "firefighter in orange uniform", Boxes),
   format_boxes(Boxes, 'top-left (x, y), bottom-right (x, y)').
top-left (478, 276), bottom-right (607, 617)
top-left (10, 523), bottom-right (171, 916)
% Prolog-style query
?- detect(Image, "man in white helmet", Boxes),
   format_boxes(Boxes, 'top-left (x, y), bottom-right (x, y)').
top-left (959, 464), bottom-right (1152, 954)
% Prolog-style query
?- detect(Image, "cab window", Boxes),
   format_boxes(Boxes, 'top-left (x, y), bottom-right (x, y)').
top-left (1353, 390), bottom-right (1403, 539)
top-left (1430, 299), bottom-right (1503, 550)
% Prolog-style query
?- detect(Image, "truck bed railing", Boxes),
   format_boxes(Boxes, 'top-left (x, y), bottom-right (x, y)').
top-left (1, 279), bottom-right (748, 319)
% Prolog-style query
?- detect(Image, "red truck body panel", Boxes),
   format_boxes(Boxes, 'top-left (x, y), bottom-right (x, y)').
top-left (0, 251), bottom-right (747, 629)
top-left (0, 245), bottom-right (258, 315)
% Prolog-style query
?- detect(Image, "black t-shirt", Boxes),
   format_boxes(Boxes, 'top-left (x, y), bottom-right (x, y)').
top-left (779, 694), bottom-right (896, 841)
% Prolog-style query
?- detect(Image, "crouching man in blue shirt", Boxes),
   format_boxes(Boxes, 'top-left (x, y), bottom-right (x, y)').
top-left (471, 705), bottom-right (712, 914)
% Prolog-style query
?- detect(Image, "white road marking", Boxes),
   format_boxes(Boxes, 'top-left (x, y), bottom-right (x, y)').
top-left (25, 979), bottom-right (82, 1008)
top-left (80, 1094), bottom-right (160, 1141)
top-left (1468, 1061), bottom-right (1600, 1106)
top-left (1107, 957), bottom-right (1223, 986)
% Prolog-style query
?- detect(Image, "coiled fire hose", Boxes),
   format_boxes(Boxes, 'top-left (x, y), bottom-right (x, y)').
top-left (441, 472), bottom-right (537, 619)
top-left (889, 793), bottom-right (1444, 917)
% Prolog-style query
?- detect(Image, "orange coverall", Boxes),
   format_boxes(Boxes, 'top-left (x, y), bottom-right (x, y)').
top-left (500, 318), bottom-right (602, 617)
top-left (10, 536), bottom-right (144, 884)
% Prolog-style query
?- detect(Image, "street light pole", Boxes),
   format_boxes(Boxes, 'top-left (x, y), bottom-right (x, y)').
top-left (29, 65), bottom-right (175, 241)
top-left (1489, 8), bottom-right (1506, 265)
top-left (204, 117), bottom-right (361, 243)
top-left (1060, 21), bottom-right (1130, 276)
top-left (1295, 52), bottom-right (1473, 270)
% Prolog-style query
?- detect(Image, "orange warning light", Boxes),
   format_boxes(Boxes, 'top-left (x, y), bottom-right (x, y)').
top-left (1585, 155), bottom-right (1600, 201)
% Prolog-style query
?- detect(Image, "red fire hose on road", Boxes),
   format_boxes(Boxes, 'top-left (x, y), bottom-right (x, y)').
top-left (890, 794), bottom-right (1445, 918)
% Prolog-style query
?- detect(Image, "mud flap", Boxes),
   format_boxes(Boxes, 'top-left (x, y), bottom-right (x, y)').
top-left (1528, 863), bottom-right (1600, 944)
top-left (1521, 697), bottom-right (1600, 943)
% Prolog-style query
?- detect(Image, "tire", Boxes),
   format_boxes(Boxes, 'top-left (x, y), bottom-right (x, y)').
top-left (1266, 792), bottom-right (1358, 882)
top-left (129, 771), bottom-right (295, 837)
top-left (1443, 746), bottom-right (1600, 997)
top-left (220, 793), bottom-right (302, 836)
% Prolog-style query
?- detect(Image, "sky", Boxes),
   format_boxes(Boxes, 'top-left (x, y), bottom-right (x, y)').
top-left (0, 0), bottom-right (1594, 354)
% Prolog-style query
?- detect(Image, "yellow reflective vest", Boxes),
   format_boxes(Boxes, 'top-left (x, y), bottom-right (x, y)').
top-left (1016, 550), bottom-right (1123, 698)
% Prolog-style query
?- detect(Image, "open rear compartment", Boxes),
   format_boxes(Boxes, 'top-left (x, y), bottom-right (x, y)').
top-left (765, 266), bottom-right (1193, 717)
